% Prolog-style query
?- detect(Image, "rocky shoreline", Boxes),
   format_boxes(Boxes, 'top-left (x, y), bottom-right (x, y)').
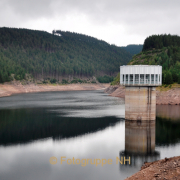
top-left (104, 85), bottom-right (180, 105)
top-left (125, 156), bottom-right (180, 180)
top-left (0, 81), bottom-right (109, 98)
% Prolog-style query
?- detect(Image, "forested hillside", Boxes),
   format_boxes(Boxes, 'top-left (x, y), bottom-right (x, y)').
top-left (143, 34), bottom-right (180, 51)
top-left (0, 27), bottom-right (131, 83)
top-left (121, 44), bottom-right (143, 55)
top-left (129, 34), bottom-right (180, 84)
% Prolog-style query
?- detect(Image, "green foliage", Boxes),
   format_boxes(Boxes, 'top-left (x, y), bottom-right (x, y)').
top-left (111, 73), bottom-right (120, 85)
top-left (62, 79), bottom-right (68, 84)
top-left (121, 44), bottom-right (143, 55)
top-left (162, 71), bottom-right (166, 84)
top-left (70, 78), bottom-right (83, 83)
top-left (129, 34), bottom-right (180, 85)
top-left (97, 75), bottom-right (114, 83)
top-left (164, 71), bottom-right (173, 85)
top-left (171, 69), bottom-right (178, 82)
top-left (0, 27), bottom-right (132, 83)
top-left (178, 73), bottom-right (180, 84)
top-left (50, 78), bottom-right (57, 84)
top-left (91, 80), bottom-right (96, 83)
top-left (0, 71), bottom-right (11, 83)
top-left (143, 34), bottom-right (180, 51)
top-left (42, 80), bottom-right (48, 84)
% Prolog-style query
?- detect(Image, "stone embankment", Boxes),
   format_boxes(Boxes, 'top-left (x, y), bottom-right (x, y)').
top-left (0, 81), bottom-right (109, 98)
top-left (105, 85), bottom-right (180, 105)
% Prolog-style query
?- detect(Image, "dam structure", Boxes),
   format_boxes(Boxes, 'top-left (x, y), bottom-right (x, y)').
top-left (120, 65), bottom-right (162, 121)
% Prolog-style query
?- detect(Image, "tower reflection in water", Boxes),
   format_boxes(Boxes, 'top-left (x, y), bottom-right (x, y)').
top-left (119, 120), bottom-right (160, 172)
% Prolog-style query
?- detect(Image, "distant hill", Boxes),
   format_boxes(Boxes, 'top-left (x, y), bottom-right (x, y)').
top-left (142, 34), bottom-right (180, 51)
top-left (128, 34), bottom-right (180, 84)
top-left (121, 44), bottom-right (143, 56)
top-left (0, 27), bottom-right (132, 83)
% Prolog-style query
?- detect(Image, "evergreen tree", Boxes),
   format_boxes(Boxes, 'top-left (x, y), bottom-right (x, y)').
top-left (164, 71), bottom-right (173, 84)
top-left (178, 73), bottom-right (180, 84)
top-left (0, 27), bottom-right (132, 83)
top-left (130, 34), bottom-right (180, 85)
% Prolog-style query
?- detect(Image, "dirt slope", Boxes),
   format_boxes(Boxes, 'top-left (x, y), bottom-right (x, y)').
top-left (125, 156), bottom-right (180, 180)
top-left (0, 81), bottom-right (109, 98)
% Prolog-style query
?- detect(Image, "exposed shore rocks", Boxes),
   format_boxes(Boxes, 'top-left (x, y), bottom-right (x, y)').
top-left (156, 88), bottom-right (180, 105)
top-left (105, 85), bottom-right (180, 105)
top-left (104, 85), bottom-right (125, 98)
top-left (125, 156), bottom-right (180, 180)
top-left (0, 81), bottom-right (109, 98)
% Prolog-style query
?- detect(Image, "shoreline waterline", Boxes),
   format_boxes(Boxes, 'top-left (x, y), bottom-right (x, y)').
top-left (0, 82), bottom-right (109, 98)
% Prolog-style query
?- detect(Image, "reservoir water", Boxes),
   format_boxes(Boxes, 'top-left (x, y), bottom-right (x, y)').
top-left (0, 90), bottom-right (180, 180)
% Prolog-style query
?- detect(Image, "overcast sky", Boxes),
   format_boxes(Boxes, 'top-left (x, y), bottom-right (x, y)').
top-left (0, 0), bottom-right (180, 46)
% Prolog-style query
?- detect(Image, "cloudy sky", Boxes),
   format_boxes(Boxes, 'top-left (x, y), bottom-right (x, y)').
top-left (0, 0), bottom-right (180, 46)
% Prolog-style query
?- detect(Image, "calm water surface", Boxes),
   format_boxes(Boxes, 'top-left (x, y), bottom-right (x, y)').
top-left (0, 90), bottom-right (180, 180)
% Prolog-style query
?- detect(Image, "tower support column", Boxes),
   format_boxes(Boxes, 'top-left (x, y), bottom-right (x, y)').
top-left (125, 86), bottom-right (156, 120)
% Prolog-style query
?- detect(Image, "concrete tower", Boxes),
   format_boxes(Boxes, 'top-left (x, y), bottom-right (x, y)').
top-left (120, 65), bottom-right (162, 121)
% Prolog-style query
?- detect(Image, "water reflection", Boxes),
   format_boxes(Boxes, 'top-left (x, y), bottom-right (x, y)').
top-left (119, 120), bottom-right (160, 173)
top-left (157, 105), bottom-right (180, 121)
top-left (0, 90), bottom-right (124, 146)
top-left (1, 91), bottom-right (180, 180)
top-left (125, 120), bottom-right (155, 154)
top-left (156, 105), bottom-right (180, 146)
top-left (119, 105), bottom-right (180, 176)
top-left (0, 108), bottom-right (121, 146)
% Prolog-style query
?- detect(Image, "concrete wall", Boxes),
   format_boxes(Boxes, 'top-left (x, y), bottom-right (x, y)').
top-left (125, 86), bottom-right (156, 120)
top-left (125, 120), bottom-right (155, 154)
